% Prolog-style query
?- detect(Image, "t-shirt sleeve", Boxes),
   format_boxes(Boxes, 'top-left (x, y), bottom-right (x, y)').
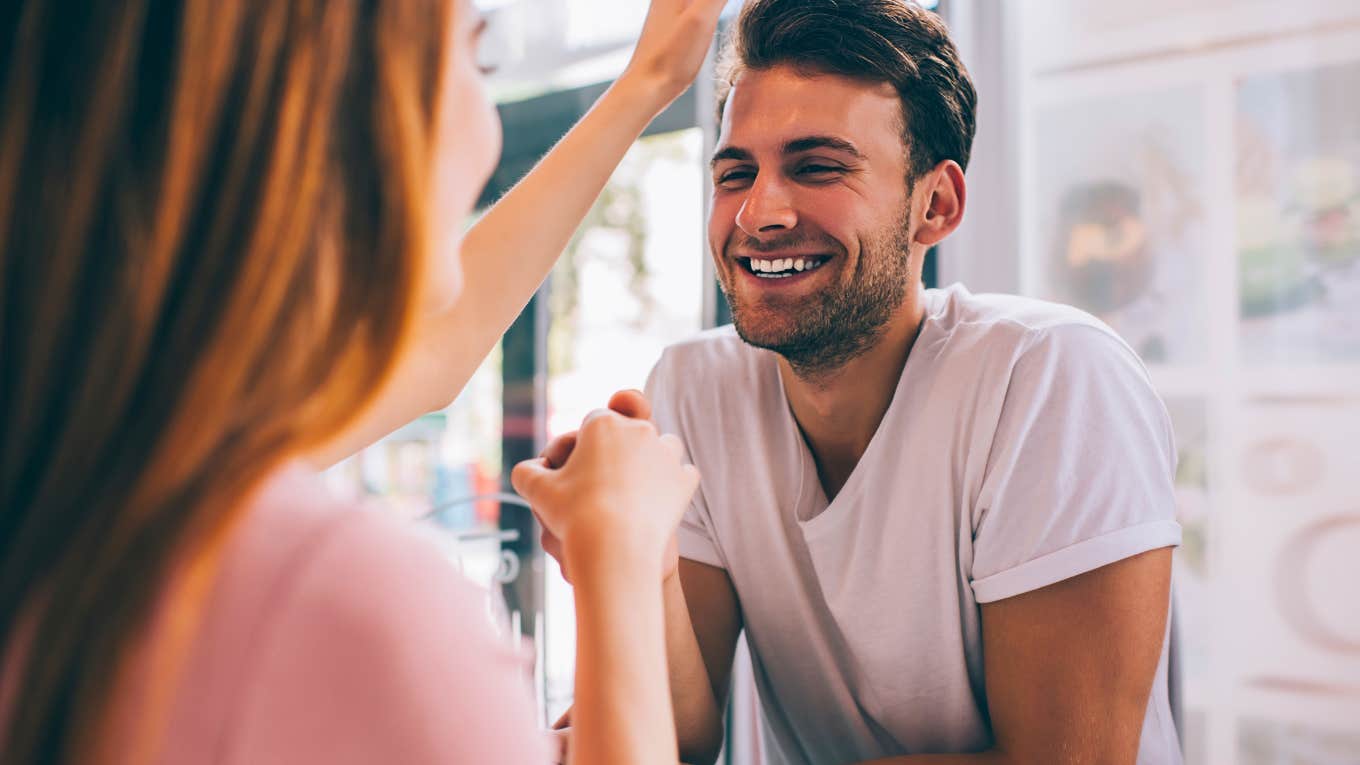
top-left (645, 350), bottom-right (726, 570)
top-left (969, 324), bottom-right (1182, 604)
top-left (230, 513), bottom-right (549, 765)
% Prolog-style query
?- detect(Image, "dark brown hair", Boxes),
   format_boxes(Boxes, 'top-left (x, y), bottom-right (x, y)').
top-left (718, 0), bottom-right (977, 178)
top-left (0, 0), bottom-right (451, 761)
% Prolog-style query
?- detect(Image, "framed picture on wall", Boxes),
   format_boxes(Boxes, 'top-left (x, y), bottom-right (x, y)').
top-left (1032, 86), bottom-right (1209, 365)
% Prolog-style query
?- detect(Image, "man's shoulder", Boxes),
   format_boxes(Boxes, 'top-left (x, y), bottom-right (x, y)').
top-left (928, 285), bottom-right (1160, 430)
top-left (928, 284), bottom-right (1135, 365)
top-left (930, 284), bottom-right (1110, 339)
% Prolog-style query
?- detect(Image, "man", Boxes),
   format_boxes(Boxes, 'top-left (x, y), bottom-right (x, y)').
top-left (639, 1), bottom-right (1183, 764)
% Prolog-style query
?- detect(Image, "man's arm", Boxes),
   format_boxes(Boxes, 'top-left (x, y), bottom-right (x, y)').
top-left (859, 547), bottom-right (1174, 765)
top-left (548, 556), bottom-right (742, 765)
top-left (670, 558), bottom-right (743, 765)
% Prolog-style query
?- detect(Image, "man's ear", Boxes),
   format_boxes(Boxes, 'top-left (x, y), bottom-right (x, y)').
top-left (913, 160), bottom-right (966, 248)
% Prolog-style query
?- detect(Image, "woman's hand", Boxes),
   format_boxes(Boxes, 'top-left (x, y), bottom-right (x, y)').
top-left (511, 402), bottom-right (699, 581)
top-left (525, 399), bottom-right (698, 765)
top-left (535, 391), bottom-right (683, 584)
top-left (621, 0), bottom-right (729, 105)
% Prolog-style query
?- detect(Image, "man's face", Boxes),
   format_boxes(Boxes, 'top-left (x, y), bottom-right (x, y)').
top-left (709, 64), bottom-right (918, 373)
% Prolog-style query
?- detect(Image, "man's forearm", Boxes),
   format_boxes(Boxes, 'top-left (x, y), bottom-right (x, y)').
top-left (663, 573), bottom-right (725, 764)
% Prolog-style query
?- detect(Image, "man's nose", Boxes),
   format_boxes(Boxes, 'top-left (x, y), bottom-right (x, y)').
top-left (735, 176), bottom-right (798, 236)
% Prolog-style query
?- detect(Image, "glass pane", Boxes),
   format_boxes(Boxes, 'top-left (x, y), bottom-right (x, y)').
top-left (1237, 60), bottom-right (1360, 364)
top-left (1033, 87), bottom-right (1208, 364)
top-left (324, 347), bottom-right (506, 566)
top-left (480, 0), bottom-right (652, 100)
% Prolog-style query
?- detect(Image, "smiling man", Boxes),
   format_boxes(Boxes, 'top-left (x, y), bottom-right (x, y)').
top-left (641, 1), bottom-right (1185, 764)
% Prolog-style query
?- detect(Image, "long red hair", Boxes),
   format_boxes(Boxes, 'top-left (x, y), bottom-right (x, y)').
top-left (0, 0), bottom-right (451, 761)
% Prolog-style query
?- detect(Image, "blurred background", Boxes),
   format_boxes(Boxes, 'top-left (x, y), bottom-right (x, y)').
top-left (325, 1), bottom-right (1360, 762)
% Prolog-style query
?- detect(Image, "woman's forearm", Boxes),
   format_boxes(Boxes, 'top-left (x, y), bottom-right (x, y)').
top-left (451, 74), bottom-right (677, 357)
top-left (568, 545), bottom-right (677, 765)
top-left (308, 75), bottom-right (680, 467)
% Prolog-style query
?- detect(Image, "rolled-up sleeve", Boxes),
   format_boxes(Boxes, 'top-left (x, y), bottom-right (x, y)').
top-left (970, 324), bottom-right (1181, 604)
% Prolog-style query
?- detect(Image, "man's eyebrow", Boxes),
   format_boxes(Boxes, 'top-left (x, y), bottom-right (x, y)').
top-left (783, 136), bottom-right (864, 159)
top-left (710, 146), bottom-right (753, 167)
top-left (710, 137), bottom-right (865, 168)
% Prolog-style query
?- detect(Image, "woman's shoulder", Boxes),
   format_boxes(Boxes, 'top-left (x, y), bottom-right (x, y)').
top-left (198, 463), bottom-right (493, 658)
top-left (235, 462), bottom-right (485, 612)
top-left (164, 463), bottom-right (546, 764)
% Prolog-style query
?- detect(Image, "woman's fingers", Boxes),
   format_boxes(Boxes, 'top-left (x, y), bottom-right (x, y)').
top-left (510, 457), bottom-right (555, 505)
top-left (515, 398), bottom-right (696, 575)
top-left (540, 527), bottom-right (570, 582)
top-left (539, 527), bottom-right (563, 558)
top-left (578, 407), bottom-right (618, 432)
top-left (628, 0), bottom-right (727, 93)
top-left (539, 392), bottom-right (654, 473)
top-left (682, 462), bottom-right (701, 489)
top-left (659, 432), bottom-right (686, 462)
top-left (607, 388), bottom-right (651, 420)
top-left (540, 431), bottom-right (578, 469)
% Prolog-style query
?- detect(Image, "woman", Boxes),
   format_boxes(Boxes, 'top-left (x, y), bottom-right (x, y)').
top-left (0, 0), bottom-right (724, 762)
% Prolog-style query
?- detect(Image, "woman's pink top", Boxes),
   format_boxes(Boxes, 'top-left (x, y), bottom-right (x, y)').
top-left (147, 463), bottom-right (549, 763)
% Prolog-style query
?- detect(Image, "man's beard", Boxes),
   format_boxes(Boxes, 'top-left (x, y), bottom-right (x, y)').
top-left (719, 213), bottom-right (915, 381)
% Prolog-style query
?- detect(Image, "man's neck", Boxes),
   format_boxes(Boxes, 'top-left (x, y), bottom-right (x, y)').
top-left (778, 292), bottom-right (926, 501)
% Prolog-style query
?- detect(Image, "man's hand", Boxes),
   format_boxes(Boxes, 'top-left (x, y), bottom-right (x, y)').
top-left (536, 390), bottom-right (681, 583)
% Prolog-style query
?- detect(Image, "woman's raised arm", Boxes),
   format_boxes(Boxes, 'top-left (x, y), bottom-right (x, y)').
top-left (312, 0), bottom-right (726, 466)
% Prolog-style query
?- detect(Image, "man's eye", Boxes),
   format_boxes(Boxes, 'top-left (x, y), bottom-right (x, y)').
top-left (718, 170), bottom-right (755, 185)
top-left (799, 164), bottom-right (843, 176)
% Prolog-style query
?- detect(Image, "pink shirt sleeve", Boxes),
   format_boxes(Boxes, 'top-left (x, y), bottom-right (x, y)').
top-left (223, 511), bottom-right (548, 765)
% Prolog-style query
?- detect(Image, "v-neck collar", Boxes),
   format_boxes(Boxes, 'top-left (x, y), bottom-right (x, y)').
top-left (774, 287), bottom-right (946, 530)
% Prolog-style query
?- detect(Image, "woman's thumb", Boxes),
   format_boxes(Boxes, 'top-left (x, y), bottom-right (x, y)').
top-left (510, 457), bottom-right (555, 502)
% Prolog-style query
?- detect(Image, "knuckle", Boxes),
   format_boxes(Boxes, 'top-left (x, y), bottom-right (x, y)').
top-left (630, 418), bottom-right (659, 439)
top-left (580, 409), bottom-right (615, 434)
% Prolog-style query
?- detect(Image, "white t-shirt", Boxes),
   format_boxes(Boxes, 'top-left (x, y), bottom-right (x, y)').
top-left (646, 283), bottom-right (1183, 765)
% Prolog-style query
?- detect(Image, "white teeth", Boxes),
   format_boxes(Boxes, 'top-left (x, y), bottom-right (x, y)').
top-left (748, 256), bottom-right (828, 275)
